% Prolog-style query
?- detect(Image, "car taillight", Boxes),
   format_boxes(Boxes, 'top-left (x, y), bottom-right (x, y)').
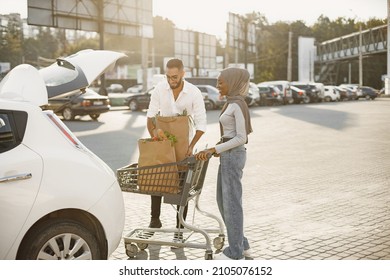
top-left (46, 113), bottom-right (81, 148)
top-left (81, 100), bottom-right (92, 107)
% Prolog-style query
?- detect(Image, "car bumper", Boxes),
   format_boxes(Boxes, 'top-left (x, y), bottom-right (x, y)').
top-left (71, 106), bottom-right (110, 115)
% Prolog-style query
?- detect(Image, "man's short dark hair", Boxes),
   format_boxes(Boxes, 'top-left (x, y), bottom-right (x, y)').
top-left (166, 58), bottom-right (183, 70)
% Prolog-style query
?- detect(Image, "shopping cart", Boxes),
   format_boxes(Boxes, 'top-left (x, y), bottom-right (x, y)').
top-left (116, 156), bottom-right (225, 260)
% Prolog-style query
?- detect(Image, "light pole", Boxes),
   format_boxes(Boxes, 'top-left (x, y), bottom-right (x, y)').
top-left (349, 9), bottom-right (363, 87)
top-left (287, 31), bottom-right (292, 82)
top-left (386, 0), bottom-right (390, 95)
top-left (358, 24), bottom-right (363, 87)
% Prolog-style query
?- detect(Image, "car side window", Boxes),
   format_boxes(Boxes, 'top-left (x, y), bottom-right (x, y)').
top-left (0, 110), bottom-right (27, 154)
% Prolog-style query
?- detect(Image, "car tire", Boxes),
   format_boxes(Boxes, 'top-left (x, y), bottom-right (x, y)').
top-left (205, 101), bottom-right (214, 110)
top-left (303, 96), bottom-right (310, 104)
top-left (89, 114), bottom-right (100, 120)
top-left (324, 96), bottom-right (331, 102)
top-left (365, 95), bottom-right (371, 100)
top-left (62, 107), bottom-right (75, 121)
top-left (208, 100), bottom-right (216, 110)
top-left (128, 100), bottom-right (139, 111)
top-left (16, 219), bottom-right (102, 260)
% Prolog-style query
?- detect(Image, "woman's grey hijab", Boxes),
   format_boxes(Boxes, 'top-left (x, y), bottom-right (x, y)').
top-left (219, 67), bottom-right (253, 138)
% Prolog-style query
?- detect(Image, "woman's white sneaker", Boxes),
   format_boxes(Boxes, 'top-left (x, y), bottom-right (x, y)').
top-left (244, 249), bottom-right (252, 258)
top-left (213, 252), bottom-right (245, 260)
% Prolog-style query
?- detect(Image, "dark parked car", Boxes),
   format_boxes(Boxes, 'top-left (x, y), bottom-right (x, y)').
top-left (124, 87), bottom-right (154, 111)
top-left (291, 82), bottom-right (320, 103)
top-left (343, 88), bottom-right (358, 101)
top-left (258, 85), bottom-right (283, 106)
top-left (124, 86), bottom-right (213, 111)
top-left (357, 86), bottom-right (378, 100)
top-left (43, 88), bottom-right (110, 121)
top-left (290, 85), bottom-right (310, 104)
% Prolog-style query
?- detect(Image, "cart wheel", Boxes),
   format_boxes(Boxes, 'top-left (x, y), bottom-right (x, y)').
top-left (213, 236), bottom-right (225, 250)
top-left (137, 242), bottom-right (148, 250)
top-left (125, 243), bottom-right (138, 258)
top-left (205, 251), bottom-right (213, 260)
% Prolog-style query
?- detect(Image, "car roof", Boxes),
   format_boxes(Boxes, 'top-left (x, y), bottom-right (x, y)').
top-left (0, 64), bottom-right (48, 106)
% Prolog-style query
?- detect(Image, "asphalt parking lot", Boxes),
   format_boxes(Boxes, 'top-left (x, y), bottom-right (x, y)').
top-left (71, 98), bottom-right (390, 260)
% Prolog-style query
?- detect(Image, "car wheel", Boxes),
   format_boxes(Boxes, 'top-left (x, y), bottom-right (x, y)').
top-left (365, 95), bottom-right (371, 100)
top-left (89, 114), bottom-right (100, 120)
top-left (128, 100), bottom-right (139, 111)
top-left (324, 96), bottom-right (331, 102)
top-left (303, 96), bottom-right (310, 104)
top-left (208, 100), bottom-right (216, 110)
top-left (62, 107), bottom-right (75, 121)
top-left (205, 101), bottom-right (214, 110)
top-left (17, 219), bottom-right (102, 260)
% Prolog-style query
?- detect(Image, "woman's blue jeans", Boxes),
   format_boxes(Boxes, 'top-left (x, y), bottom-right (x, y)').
top-left (217, 145), bottom-right (250, 259)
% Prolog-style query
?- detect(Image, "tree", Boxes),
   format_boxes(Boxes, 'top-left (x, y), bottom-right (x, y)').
top-left (0, 19), bottom-right (23, 67)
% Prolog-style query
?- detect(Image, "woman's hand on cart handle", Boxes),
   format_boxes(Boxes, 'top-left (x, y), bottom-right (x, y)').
top-left (195, 148), bottom-right (217, 161)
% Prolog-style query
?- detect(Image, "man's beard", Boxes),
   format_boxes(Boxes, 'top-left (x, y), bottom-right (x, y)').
top-left (169, 78), bottom-right (183, 90)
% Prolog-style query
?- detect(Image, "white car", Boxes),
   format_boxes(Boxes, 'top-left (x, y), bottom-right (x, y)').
top-left (324, 85), bottom-right (341, 102)
top-left (248, 82), bottom-right (261, 106)
top-left (0, 49), bottom-right (126, 260)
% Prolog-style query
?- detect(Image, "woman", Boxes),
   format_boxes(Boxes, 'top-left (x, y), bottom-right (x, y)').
top-left (195, 67), bottom-right (252, 260)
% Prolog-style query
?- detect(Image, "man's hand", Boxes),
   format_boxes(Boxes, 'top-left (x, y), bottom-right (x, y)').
top-left (185, 145), bottom-right (194, 157)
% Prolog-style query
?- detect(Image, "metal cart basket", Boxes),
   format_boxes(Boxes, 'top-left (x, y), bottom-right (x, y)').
top-left (117, 156), bottom-right (225, 260)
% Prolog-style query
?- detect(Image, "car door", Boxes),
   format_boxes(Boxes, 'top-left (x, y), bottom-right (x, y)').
top-left (0, 110), bottom-right (43, 259)
top-left (139, 88), bottom-right (154, 108)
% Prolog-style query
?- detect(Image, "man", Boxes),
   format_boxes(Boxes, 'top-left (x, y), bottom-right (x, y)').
top-left (146, 58), bottom-right (207, 242)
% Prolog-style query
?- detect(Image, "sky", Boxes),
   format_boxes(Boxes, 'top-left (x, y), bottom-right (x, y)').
top-left (0, 0), bottom-right (387, 39)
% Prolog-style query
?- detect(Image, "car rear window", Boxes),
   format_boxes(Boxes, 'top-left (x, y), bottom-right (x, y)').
top-left (0, 110), bottom-right (27, 153)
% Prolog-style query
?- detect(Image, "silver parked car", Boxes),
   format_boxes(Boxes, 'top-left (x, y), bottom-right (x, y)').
top-left (195, 85), bottom-right (226, 110)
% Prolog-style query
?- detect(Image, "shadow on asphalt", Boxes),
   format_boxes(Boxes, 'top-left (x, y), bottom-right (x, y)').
top-left (274, 104), bottom-right (357, 130)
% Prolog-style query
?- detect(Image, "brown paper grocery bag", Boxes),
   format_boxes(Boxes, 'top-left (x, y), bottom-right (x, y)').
top-left (156, 115), bottom-right (190, 162)
top-left (137, 139), bottom-right (180, 193)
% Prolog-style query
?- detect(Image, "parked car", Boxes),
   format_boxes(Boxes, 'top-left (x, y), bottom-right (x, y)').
top-left (201, 91), bottom-right (214, 110)
top-left (344, 88), bottom-right (358, 100)
top-left (357, 86), bottom-right (378, 100)
top-left (43, 88), bottom-right (110, 121)
top-left (0, 49), bottom-right (126, 260)
top-left (126, 84), bottom-right (143, 94)
top-left (291, 82), bottom-right (320, 103)
top-left (324, 86), bottom-right (341, 102)
top-left (248, 82), bottom-right (261, 106)
top-left (313, 82), bottom-right (325, 102)
top-left (195, 85), bottom-right (226, 110)
top-left (106, 83), bottom-right (124, 93)
top-left (257, 80), bottom-right (294, 105)
top-left (257, 85), bottom-right (283, 106)
top-left (339, 84), bottom-right (359, 98)
top-left (290, 85), bottom-right (310, 104)
top-left (125, 86), bottom-right (212, 111)
top-left (124, 87), bottom-right (155, 111)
